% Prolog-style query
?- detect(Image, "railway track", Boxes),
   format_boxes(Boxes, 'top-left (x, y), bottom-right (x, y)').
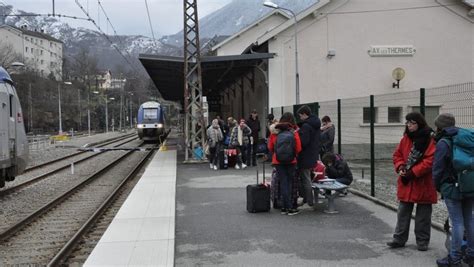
top-left (0, 135), bottom-right (139, 197)
top-left (24, 133), bottom-right (136, 173)
top-left (0, 142), bottom-right (159, 266)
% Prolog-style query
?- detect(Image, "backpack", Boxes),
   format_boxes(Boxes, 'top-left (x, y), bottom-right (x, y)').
top-left (443, 128), bottom-right (474, 195)
top-left (275, 130), bottom-right (296, 164)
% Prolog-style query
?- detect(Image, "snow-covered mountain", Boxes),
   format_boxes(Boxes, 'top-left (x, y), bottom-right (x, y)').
top-left (161, 0), bottom-right (318, 47)
top-left (0, 0), bottom-right (318, 71)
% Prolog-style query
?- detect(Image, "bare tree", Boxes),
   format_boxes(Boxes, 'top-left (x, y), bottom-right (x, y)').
top-left (0, 40), bottom-right (22, 67)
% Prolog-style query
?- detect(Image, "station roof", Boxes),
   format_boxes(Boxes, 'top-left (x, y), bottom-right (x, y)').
top-left (139, 53), bottom-right (273, 102)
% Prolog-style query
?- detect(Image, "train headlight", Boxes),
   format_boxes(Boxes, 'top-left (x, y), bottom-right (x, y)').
top-left (137, 124), bottom-right (144, 128)
top-left (157, 123), bottom-right (163, 128)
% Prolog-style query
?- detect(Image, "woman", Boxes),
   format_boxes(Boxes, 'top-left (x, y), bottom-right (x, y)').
top-left (268, 112), bottom-right (302, 215)
top-left (229, 119), bottom-right (252, 169)
top-left (207, 119), bottom-right (223, 170)
top-left (320, 115), bottom-right (335, 159)
top-left (387, 112), bottom-right (437, 251)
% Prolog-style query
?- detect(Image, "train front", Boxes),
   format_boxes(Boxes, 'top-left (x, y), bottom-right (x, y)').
top-left (136, 101), bottom-right (165, 142)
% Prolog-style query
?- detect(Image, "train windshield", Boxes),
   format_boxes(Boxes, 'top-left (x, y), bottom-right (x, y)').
top-left (143, 108), bottom-right (158, 120)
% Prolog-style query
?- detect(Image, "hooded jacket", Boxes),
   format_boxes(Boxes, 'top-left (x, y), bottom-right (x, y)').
top-left (432, 127), bottom-right (468, 200)
top-left (393, 130), bottom-right (437, 204)
top-left (297, 115), bottom-right (321, 169)
top-left (320, 123), bottom-right (335, 154)
top-left (229, 123), bottom-right (252, 147)
top-left (246, 116), bottom-right (260, 141)
top-left (268, 122), bottom-right (302, 165)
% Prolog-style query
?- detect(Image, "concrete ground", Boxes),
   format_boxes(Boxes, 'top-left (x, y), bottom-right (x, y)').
top-left (175, 158), bottom-right (448, 266)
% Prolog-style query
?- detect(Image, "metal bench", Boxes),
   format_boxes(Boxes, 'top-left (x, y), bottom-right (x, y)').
top-left (312, 179), bottom-right (348, 214)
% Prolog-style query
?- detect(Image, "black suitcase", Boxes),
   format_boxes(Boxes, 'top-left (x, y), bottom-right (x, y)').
top-left (246, 161), bottom-right (271, 213)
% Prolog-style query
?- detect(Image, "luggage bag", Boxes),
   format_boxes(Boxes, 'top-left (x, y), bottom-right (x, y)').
top-left (246, 161), bottom-right (271, 213)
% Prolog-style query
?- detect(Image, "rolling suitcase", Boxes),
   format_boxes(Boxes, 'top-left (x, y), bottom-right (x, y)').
top-left (246, 161), bottom-right (271, 213)
top-left (227, 149), bottom-right (238, 168)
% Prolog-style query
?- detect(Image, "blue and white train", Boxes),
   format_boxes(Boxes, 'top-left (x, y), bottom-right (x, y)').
top-left (136, 101), bottom-right (167, 142)
top-left (0, 67), bottom-right (29, 188)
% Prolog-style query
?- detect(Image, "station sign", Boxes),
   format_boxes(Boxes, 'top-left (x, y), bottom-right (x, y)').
top-left (368, 45), bottom-right (416, 57)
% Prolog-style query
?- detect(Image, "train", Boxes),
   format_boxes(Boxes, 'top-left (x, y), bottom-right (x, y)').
top-left (0, 67), bottom-right (29, 188)
top-left (136, 101), bottom-right (167, 142)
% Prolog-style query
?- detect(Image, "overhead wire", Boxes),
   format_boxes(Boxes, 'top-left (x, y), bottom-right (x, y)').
top-left (144, 0), bottom-right (158, 47)
top-left (74, 0), bottom-right (139, 74)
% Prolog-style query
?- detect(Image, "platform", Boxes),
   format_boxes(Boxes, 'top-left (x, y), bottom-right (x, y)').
top-left (84, 149), bottom-right (176, 266)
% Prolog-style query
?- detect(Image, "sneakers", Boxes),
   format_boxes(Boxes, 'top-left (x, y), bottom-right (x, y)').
top-left (209, 163), bottom-right (213, 169)
top-left (235, 165), bottom-right (240, 170)
top-left (287, 209), bottom-right (300, 216)
top-left (280, 208), bottom-right (288, 215)
top-left (242, 163), bottom-right (247, 169)
top-left (436, 255), bottom-right (462, 267)
top-left (386, 241), bottom-right (405, 249)
top-left (213, 165), bottom-right (218, 170)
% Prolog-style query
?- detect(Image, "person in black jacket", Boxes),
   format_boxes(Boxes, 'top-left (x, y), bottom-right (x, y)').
top-left (322, 152), bottom-right (353, 186)
top-left (296, 105), bottom-right (321, 207)
top-left (246, 109), bottom-right (260, 166)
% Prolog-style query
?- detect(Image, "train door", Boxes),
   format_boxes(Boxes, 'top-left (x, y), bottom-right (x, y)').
top-left (5, 83), bottom-right (17, 171)
top-left (0, 83), bottom-right (9, 163)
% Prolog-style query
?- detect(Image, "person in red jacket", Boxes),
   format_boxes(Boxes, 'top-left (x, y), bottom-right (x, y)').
top-left (268, 112), bottom-right (302, 215)
top-left (387, 112), bottom-right (437, 252)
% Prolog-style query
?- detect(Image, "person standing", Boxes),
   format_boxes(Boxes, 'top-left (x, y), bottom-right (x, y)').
top-left (320, 115), bottom-right (335, 159)
top-left (246, 109), bottom-right (261, 166)
top-left (229, 119), bottom-right (251, 169)
top-left (296, 105), bottom-right (321, 207)
top-left (206, 119), bottom-right (223, 170)
top-left (433, 113), bottom-right (474, 267)
top-left (387, 112), bottom-right (437, 252)
top-left (268, 112), bottom-right (302, 215)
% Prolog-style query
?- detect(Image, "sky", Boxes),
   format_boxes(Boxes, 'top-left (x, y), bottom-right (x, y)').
top-left (4, 0), bottom-right (232, 36)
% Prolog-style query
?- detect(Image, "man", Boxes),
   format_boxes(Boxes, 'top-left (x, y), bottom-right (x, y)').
top-left (296, 105), bottom-right (321, 207)
top-left (321, 153), bottom-right (353, 186)
top-left (246, 109), bottom-right (261, 166)
top-left (433, 113), bottom-right (474, 267)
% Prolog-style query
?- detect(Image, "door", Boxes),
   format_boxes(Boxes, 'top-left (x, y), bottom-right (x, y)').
top-left (0, 84), bottom-right (9, 162)
top-left (5, 84), bottom-right (16, 161)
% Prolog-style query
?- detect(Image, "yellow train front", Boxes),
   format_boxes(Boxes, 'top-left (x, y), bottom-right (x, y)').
top-left (136, 101), bottom-right (166, 143)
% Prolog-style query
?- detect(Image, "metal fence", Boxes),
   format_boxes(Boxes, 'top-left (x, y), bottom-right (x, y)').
top-left (270, 82), bottom-right (473, 202)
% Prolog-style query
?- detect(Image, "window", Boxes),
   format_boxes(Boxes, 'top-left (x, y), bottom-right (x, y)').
top-left (50, 42), bottom-right (52, 47)
top-left (31, 48), bottom-right (34, 53)
top-left (363, 107), bottom-right (378, 123)
top-left (388, 107), bottom-right (403, 123)
top-left (25, 47), bottom-right (28, 52)
top-left (40, 40), bottom-right (43, 45)
top-left (40, 50), bottom-right (43, 55)
top-left (412, 106), bottom-right (440, 129)
top-left (25, 37), bottom-right (28, 41)
top-left (143, 108), bottom-right (158, 120)
top-left (9, 95), bottom-right (13, 117)
top-left (40, 59), bottom-right (44, 64)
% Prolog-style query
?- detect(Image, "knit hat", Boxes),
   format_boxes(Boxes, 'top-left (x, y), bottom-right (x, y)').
top-left (434, 113), bottom-right (455, 130)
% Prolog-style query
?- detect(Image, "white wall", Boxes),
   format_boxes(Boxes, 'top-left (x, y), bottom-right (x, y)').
top-left (267, 0), bottom-right (473, 108)
top-left (215, 13), bottom-right (288, 56)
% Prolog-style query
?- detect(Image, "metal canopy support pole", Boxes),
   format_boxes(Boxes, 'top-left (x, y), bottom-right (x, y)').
top-left (183, 0), bottom-right (205, 162)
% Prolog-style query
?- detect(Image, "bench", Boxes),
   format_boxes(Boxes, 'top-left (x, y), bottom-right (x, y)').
top-left (312, 179), bottom-right (348, 214)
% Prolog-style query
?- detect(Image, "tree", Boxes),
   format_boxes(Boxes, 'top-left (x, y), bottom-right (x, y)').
top-left (0, 40), bottom-right (22, 67)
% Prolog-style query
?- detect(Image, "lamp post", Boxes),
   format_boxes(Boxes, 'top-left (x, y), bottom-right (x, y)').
top-left (58, 81), bottom-right (72, 135)
top-left (93, 91), bottom-right (114, 133)
top-left (263, 1), bottom-right (300, 104)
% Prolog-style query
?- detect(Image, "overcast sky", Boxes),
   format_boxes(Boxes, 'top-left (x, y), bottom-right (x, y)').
top-left (5, 0), bottom-right (232, 36)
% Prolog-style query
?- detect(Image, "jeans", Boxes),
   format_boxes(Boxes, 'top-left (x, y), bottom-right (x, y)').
top-left (300, 168), bottom-right (314, 206)
top-left (275, 164), bottom-right (296, 210)
top-left (393, 201), bottom-right (432, 246)
top-left (445, 197), bottom-right (474, 261)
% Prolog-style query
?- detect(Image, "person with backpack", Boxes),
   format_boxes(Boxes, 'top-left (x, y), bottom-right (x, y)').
top-left (268, 112), bottom-right (302, 215)
top-left (387, 112), bottom-right (437, 252)
top-left (207, 119), bottom-right (223, 171)
top-left (432, 113), bottom-right (474, 267)
top-left (296, 105), bottom-right (321, 208)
